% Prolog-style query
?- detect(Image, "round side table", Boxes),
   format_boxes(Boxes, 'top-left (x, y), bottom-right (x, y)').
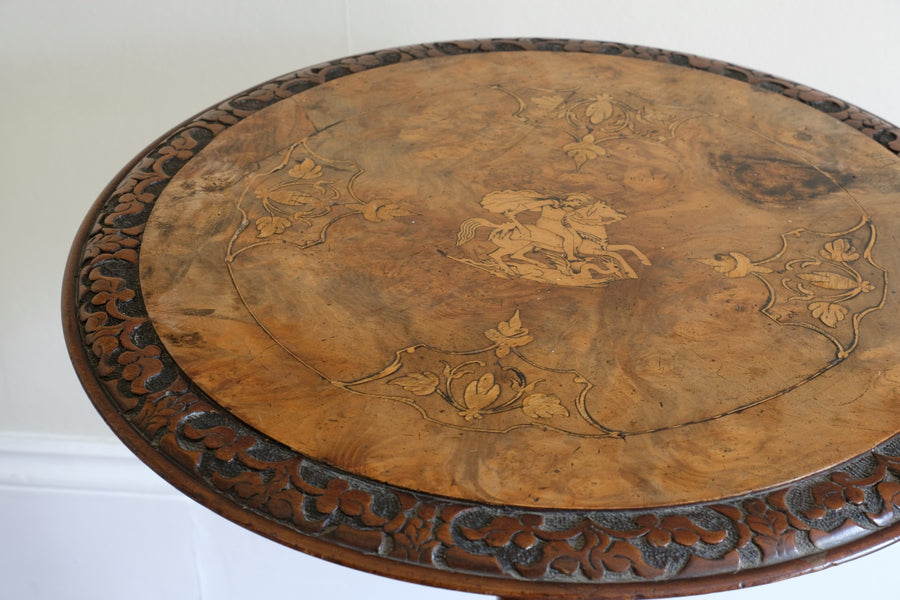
top-left (64, 39), bottom-right (900, 599)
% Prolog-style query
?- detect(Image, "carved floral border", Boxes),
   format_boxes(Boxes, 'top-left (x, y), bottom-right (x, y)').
top-left (65, 39), bottom-right (900, 596)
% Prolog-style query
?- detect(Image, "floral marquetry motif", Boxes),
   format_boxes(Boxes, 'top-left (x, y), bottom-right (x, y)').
top-left (340, 310), bottom-right (599, 434)
top-left (64, 39), bottom-right (900, 599)
top-left (702, 217), bottom-right (885, 359)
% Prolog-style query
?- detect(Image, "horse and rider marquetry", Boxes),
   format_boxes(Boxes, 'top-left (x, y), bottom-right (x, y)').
top-left (450, 189), bottom-right (650, 287)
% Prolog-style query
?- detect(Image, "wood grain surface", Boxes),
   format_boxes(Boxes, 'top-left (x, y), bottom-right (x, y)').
top-left (141, 51), bottom-right (900, 510)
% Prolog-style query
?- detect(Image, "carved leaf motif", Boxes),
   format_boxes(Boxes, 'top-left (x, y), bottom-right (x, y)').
top-left (256, 215), bottom-right (292, 237)
top-left (746, 508), bottom-right (789, 539)
top-left (90, 275), bottom-right (136, 305)
top-left (808, 301), bottom-right (848, 328)
top-left (388, 504), bottom-right (442, 561)
top-left (84, 231), bottom-right (140, 259)
top-left (740, 497), bottom-right (802, 562)
top-left (550, 555), bottom-right (580, 575)
top-left (876, 481), bottom-right (900, 525)
top-left (460, 373), bottom-right (501, 420)
top-left (390, 372), bottom-right (439, 396)
top-left (314, 479), bottom-right (350, 514)
top-left (287, 158), bottom-right (323, 179)
top-left (512, 530), bottom-right (538, 549)
top-left (118, 345), bottom-right (163, 395)
top-left (820, 238), bottom-right (859, 262)
top-left (522, 393), bottom-right (569, 419)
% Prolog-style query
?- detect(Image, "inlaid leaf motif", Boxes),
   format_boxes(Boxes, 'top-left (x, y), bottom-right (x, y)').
top-left (522, 393), bottom-right (569, 419)
top-left (532, 95), bottom-right (567, 118)
top-left (267, 190), bottom-right (319, 206)
top-left (563, 134), bottom-right (607, 169)
top-left (585, 95), bottom-right (615, 124)
top-left (498, 311), bottom-right (523, 336)
top-left (288, 158), bottom-right (323, 179)
top-left (808, 301), bottom-right (848, 327)
top-left (460, 373), bottom-right (501, 420)
top-left (797, 271), bottom-right (863, 291)
top-left (698, 252), bottom-right (771, 278)
top-left (362, 199), bottom-right (414, 222)
top-left (256, 215), bottom-right (292, 237)
top-left (820, 238), bottom-right (859, 262)
top-left (390, 372), bottom-right (439, 396)
top-left (484, 310), bottom-right (533, 357)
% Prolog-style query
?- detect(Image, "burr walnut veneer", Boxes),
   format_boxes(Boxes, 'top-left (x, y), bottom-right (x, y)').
top-left (64, 40), bottom-right (900, 599)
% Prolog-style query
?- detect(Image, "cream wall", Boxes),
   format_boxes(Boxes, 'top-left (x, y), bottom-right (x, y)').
top-left (1, 1), bottom-right (899, 598)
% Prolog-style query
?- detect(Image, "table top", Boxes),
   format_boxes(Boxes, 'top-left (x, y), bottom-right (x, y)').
top-left (64, 39), bottom-right (900, 599)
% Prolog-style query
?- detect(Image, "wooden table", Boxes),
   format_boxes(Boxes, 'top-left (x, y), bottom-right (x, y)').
top-left (63, 39), bottom-right (900, 599)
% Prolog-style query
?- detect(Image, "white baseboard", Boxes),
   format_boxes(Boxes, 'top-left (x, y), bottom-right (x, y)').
top-left (0, 431), bottom-right (178, 496)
